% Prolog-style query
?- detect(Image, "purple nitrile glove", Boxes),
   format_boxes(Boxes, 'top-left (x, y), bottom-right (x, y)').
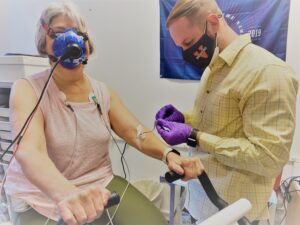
top-left (155, 104), bottom-right (184, 123)
top-left (155, 119), bottom-right (192, 146)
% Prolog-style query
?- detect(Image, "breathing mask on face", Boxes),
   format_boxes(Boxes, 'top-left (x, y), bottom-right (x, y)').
top-left (182, 21), bottom-right (216, 69)
top-left (51, 28), bottom-right (88, 69)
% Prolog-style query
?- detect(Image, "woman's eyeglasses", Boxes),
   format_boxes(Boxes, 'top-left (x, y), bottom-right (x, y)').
top-left (46, 27), bottom-right (65, 39)
top-left (40, 18), bottom-right (88, 40)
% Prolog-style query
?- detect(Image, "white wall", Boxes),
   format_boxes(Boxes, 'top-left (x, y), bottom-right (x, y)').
top-left (0, 0), bottom-right (299, 180)
top-left (286, 0), bottom-right (300, 163)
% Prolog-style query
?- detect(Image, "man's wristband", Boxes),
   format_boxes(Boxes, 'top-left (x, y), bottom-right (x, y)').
top-left (162, 148), bottom-right (180, 164)
top-left (187, 128), bottom-right (200, 147)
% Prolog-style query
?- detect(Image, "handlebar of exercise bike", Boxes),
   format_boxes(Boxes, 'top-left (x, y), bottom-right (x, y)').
top-left (56, 192), bottom-right (120, 225)
top-left (165, 171), bottom-right (251, 225)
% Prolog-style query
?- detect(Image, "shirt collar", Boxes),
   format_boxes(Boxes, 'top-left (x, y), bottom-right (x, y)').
top-left (218, 34), bottom-right (252, 66)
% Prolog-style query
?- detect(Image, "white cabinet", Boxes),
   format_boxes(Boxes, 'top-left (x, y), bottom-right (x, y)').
top-left (0, 55), bottom-right (49, 82)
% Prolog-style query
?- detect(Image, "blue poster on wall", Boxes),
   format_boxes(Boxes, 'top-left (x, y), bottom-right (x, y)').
top-left (160, 0), bottom-right (291, 80)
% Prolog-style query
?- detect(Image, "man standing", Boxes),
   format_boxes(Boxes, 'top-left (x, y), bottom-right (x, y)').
top-left (155, 0), bottom-right (298, 224)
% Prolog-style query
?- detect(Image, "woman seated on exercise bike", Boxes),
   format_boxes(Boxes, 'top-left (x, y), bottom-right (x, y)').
top-left (4, 2), bottom-right (203, 225)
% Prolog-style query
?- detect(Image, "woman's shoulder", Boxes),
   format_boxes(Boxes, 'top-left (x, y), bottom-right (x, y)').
top-left (88, 76), bottom-right (106, 86)
top-left (13, 69), bottom-right (49, 85)
top-left (12, 69), bottom-right (51, 101)
top-left (88, 76), bottom-right (111, 95)
top-left (25, 69), bottom-right (51, 82)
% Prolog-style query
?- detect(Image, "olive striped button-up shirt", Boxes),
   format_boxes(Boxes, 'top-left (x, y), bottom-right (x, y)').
top-left (185, 34), bottom-right (298, 220)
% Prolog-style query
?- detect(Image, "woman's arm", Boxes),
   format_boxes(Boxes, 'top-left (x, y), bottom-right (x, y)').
top-left (108, 87), bottom-right (204, 179)
top-left (108, 87), bottom-right (171, 159)
top-left (10, 79), bottom-right (109, 225)
top-left (10, 79), bottom-right (76, 201)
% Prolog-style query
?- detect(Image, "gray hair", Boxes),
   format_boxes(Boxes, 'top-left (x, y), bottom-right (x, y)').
top-left (166, 0), bottom-right (222, 28)
top-left (36, 0), bottom-right (95, 56)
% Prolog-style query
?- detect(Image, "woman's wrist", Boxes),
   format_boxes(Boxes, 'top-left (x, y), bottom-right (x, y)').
top-left (162, 148), bottom-right (180, 165)
top-left (52, 184), bottom-right (78, 203)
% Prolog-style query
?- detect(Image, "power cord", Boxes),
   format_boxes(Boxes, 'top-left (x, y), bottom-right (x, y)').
top-left (0, 57), bottom-right (64, 225)
top-left (278, 176), bottom-right (300, 225)
top-left (281, 176), bottom-right (300, 203)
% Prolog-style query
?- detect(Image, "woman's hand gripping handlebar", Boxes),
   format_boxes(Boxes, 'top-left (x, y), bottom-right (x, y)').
top-left (56, 192), bottom-right (120, 225)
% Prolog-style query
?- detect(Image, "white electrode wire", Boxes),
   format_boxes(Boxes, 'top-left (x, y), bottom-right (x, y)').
top-left (52, 181), bottom-right (131, 225)
top-left (43, 217), bottom-right (50, 225)
top-left (100, 116), bottom-right (131, 180)
top-left (106, 209), bottom-right (114, 225)
top-left (97, 109), bottom-right (132, 225)
top-left (103, 122), bottom-right (163, 224)
top-left (105, 180), bottom-right (130, 225)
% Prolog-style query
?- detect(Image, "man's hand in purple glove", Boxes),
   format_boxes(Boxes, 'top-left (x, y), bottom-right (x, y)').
top-left (155, 104), bottom-right (184, 123)
top-left (155, 119), bottom-right (192, 145)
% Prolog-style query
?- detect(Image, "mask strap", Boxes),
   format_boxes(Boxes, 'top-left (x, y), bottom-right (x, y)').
top-left (82, 33), bottom-right (89, 41)
top-left (80, 32), bottom-right (89, 64)
top-left (48, 55), bottom-right (58, 63)
top-left (82, 58), bottom-right (88, 65)
top-left (204, 21), bottom-right (208, 34)
top-left (77, 31), bottom-right (89, 41)
top-left (205, 20), bottom-right (218, 47)
top-left (40, 17), bottom-right (50, 33)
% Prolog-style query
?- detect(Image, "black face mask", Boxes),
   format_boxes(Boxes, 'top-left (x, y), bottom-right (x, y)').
top-left (182, 22), bottom-right (216, 69)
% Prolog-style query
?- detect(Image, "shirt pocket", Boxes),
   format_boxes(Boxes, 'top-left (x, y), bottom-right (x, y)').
top-left (201, 89), bottom-right (242, 135)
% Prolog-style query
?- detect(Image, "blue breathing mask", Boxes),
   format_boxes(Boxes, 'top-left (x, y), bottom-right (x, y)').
top-left (52, 28), bottom-right (87, 69)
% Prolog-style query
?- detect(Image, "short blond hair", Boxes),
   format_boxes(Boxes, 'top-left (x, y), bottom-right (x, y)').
top-left (36, 0), bottom-right (95, 56)
top-left (166, 0), bottom-right (221, 28)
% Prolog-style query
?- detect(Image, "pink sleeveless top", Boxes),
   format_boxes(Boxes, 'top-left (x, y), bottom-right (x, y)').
top-left (4, 69), bottom-right (114, 220)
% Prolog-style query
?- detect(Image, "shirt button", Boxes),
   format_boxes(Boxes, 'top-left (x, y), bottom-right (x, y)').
top-left (206, 90), bottom-right (210, 94)
top-left (200, 110), bottom-right (203, 114)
